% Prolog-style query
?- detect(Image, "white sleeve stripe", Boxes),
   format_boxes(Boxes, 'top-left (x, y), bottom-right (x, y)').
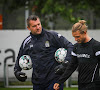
top-left (91, 63), bottom-right (98, 82)
top-left (71, 51), bottom-right (77, 56)
top-left (23, 36), bottom-right (31, 49)
top-left (95, 51), bottom-right (100, 56)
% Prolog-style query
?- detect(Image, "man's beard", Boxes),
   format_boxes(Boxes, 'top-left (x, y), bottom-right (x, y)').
top-left (81, 37), bottom-right (86, 43)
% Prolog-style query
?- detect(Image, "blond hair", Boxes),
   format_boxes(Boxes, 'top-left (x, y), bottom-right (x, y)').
top-left (72, 20), bottom-right (88, 34)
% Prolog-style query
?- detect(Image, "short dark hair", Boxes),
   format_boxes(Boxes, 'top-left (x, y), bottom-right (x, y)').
top-left (27, 15), bottom-right (39, 27)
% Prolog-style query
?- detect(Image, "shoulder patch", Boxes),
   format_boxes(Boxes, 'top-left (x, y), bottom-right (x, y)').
top-left (57, 33), bottom-right (62, 38)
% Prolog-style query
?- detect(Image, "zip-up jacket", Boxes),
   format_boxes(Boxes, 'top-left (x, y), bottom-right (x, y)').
top-left (14, 29), bottom-right (73, 85)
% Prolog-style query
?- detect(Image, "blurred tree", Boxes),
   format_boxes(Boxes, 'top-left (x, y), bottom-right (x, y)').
top-left (29, 0), bottom-right (100, 29)
top-left (1, 0), bottom-right (100, 21)
top-left (1, 0), bottom-right (100, 29)
top-left (29, 0), bottom-right (100, 22)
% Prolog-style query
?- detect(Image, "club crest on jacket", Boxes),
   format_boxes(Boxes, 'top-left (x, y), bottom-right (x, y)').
top-left (45, 41), bottom-right (50, 47)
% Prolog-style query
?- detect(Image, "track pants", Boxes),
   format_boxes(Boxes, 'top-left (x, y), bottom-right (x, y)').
top-left (33, 80), bottom-right (64, 90)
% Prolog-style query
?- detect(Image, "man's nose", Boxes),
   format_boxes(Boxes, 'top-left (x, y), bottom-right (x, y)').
top-left (36, 25), bottom-right (39, 29)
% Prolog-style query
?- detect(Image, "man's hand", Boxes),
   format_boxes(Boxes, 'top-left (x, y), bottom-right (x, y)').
top-left (54, 61), bottom-right (69, 75)
top-left (54, 64), bottom-right (66, 75)
top-left (53, 83), bottom-right (60, 90)
top-left (14, 70), bottom-right (27, 82)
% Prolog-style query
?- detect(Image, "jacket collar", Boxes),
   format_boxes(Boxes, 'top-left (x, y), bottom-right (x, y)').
top-left (30, 28), bottom-right (45, 39)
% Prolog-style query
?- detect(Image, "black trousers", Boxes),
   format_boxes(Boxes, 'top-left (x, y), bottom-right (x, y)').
top-left (78, 82), bottom-right (100, 90)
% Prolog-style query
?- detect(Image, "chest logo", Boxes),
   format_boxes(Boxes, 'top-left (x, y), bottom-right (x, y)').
top-left (45, 41), bottom-right (50, 47)
top-left (77, 54), bottom-right (90, 58)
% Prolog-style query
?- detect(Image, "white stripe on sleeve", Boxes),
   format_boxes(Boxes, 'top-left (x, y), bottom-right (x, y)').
top-left (71, 51), bottom-right (77, 56)
top-left (23, 36), bottom-right (31, 49)
top-left (95, 51), bottom-right (100, 56)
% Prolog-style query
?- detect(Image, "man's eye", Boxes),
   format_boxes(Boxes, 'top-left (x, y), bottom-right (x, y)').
top-left (32, 25), bottom-right (36, 27)
top-left (76, 36), bottom-right (80, 38)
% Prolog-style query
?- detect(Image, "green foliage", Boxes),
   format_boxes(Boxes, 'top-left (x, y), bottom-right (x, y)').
top-left (1, 0), bottom-right (100, 22)
top-left (30, 0), bottom-right (100, 23)
top-left (1, 0), bottom-right (100, 29)
top-left (1, 0), bottom-right (100, 20)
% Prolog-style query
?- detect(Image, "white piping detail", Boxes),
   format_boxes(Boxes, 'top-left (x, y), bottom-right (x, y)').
top-left (95, 51), bottom-right (100, 56)
top-left (23, 36), bottom-right (31, 49)
top-left (71, 51), bottom-right (77, 56)
top-left (91, 63), bottom-right (98, 82)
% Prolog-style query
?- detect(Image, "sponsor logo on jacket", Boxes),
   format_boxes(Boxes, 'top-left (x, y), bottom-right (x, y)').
top-left (71, 52), bottom-right (90, 58)
top-left (77, 54), bottom-right (90, 58)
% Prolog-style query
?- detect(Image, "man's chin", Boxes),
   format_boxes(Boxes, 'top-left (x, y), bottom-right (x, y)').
top-left (37, 32), bottom-right (41, 35)
top-left (36, 30), bottom-right (42, 34)
top-left (77, 41), bottom-right (81, 43)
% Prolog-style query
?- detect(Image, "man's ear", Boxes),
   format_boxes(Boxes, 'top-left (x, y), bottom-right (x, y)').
top-left (81, 30), bottom-right (87, 34)
top-left (27, 26), bottom-right (31, 31)
top-left (84, 31), bottom-right (87, 34)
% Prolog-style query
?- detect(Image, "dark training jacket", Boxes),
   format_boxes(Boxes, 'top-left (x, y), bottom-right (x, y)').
top-left (14, 29), bottom-right (73, 85)
top-left (57, 38), bottom-right (100, 84)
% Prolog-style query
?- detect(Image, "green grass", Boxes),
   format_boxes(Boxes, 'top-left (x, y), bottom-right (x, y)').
top-left (0, 87), bottom-right (78, 90)
top-left (64, 87), bottom-right (78, 90)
